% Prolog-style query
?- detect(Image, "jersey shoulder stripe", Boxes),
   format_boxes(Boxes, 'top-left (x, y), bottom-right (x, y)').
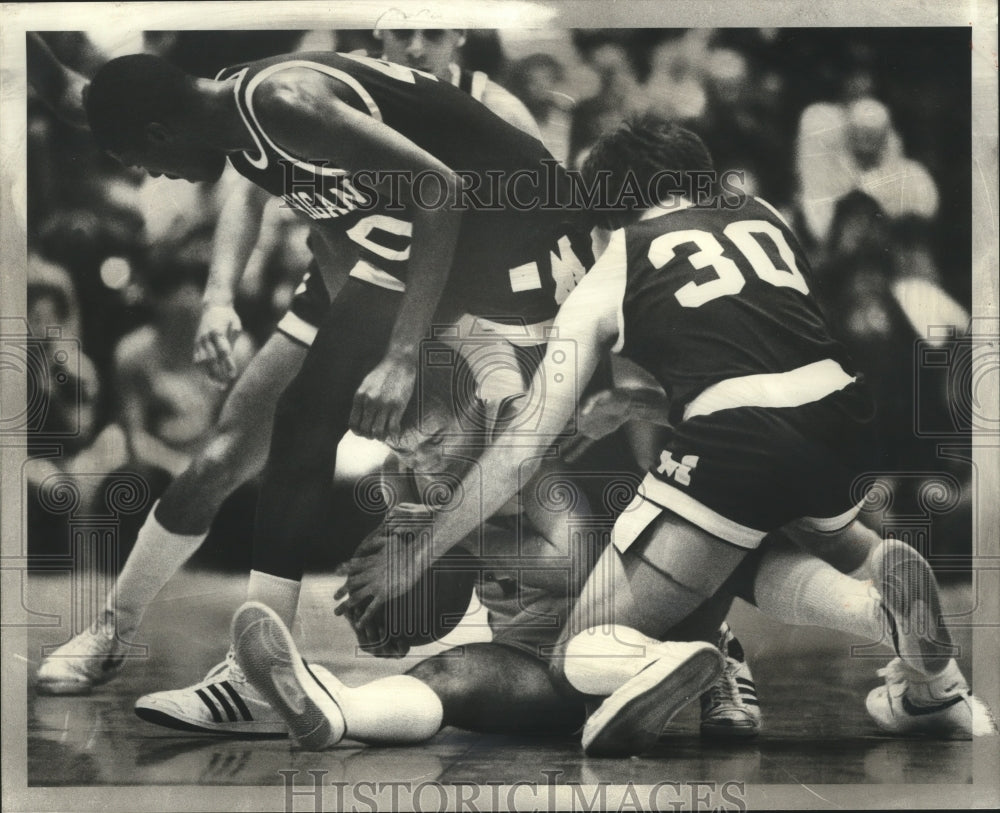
top-left (227, 56), bottom-right (382, 175)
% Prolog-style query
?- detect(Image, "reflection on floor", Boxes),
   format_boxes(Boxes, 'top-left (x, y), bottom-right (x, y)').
top-left (23, 571), bottom-right (979, 789)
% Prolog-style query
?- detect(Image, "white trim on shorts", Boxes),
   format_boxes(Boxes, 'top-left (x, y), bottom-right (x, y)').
top-left (613, 473), bottom-right (767, 552)
top-left (613, 474), bottom-right (866, 555)
top-left (683, 359), bottom-right (856, 422)
top-left (276, 311), bottom-right (318, 347)
top-left (799, 500), bottom-right (866, 533)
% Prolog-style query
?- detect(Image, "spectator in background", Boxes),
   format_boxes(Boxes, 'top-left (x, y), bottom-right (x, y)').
top-left (374, 26), bottom-right (537, 138)
top-left (568, 33), bottom-right (650, 168)
top-left (694, 47), bottom-right (790, 206)
top-left (644, 32), bottom-right (710, 123)
top-left (26, 253), bottom-right (83, 342)
top-left (888, 216), bottom-right (969, 348)
top-left (796, 96), bottom-right (939, 246)
top-left (113, 260), bottom-right (253, 482)
top-left (505, 53), bottom-right (574, 164)
top-left (25, 257), bottom-right (130, 542)
top-left (813, 193), bottom-right (970, 553)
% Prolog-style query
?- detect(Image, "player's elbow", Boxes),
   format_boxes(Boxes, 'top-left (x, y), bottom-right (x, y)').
top-left (410, 170), bottom-right (464, 226)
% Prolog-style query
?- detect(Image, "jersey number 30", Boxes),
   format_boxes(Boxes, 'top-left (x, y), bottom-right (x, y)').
top-left (648, 219), bottom-right (809, 308)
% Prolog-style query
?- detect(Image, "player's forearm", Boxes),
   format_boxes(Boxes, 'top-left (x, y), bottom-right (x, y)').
top-left (203, 180), bottom-right (269, 307)
top-left (427, 436), bottom-right (547, 562)
top-left (27, 33), bottom-right (71, 101)
top-left (27, 33), bottom-right (89, 128)
top-left (384, 202), bottom-right (463, 361)
top-left (619, 387), bottom-right (673, 427)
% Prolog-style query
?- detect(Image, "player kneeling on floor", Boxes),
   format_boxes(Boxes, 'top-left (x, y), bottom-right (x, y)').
top-left (338, 114), bottom-right (996, 754)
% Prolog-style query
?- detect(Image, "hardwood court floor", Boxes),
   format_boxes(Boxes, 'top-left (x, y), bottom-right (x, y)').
top-left (22, 570), bottom-right (982, 793)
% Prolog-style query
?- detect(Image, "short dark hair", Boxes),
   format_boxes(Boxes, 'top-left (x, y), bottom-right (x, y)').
top-left (402, 342), bottom-right (485, 435)
top-left (85, 54), bottom-right (198, 153)
top-left (581, 113), bottom-right (715, 226)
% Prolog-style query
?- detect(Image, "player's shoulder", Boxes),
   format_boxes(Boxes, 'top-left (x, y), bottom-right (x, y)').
top-left (479, 80), bottom-right (541, 138)
top-left (248, 57), bottom-right (356, 130)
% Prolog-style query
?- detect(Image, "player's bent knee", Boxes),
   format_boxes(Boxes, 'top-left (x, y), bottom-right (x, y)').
top-left (783, 517), bottom-right (877, 573)
top-left (406, 650), bottom-right (483, 713)
top-left (190, 431), bottom-right (262, 489)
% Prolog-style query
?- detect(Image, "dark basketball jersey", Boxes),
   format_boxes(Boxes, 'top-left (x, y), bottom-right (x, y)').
top-left (615, 198), bottom-right (857, 424)
top-left (217, 51), bottom-right (590, 321)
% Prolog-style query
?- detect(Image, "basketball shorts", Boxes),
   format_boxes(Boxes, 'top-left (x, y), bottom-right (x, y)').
top-left (473, 518), bottom-right (571, 659)
top-left (613, 366), bottom-right (879, 552)
top-left (276, 260), bottom-right (330, 347)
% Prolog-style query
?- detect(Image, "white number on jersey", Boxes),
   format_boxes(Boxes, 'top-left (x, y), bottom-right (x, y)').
top-left (647, 220), bottom-right (809, 308)
top-left (346, 214), bottom-right (413, 261)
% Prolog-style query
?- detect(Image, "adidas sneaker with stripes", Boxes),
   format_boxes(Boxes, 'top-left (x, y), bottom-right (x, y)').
top-left (134, 650), bottom-right (288, 735)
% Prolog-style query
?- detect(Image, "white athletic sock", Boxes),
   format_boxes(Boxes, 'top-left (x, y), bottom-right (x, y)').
top-left (334, 675), bottom-right (443, 743)
top-left (563, 625), bottom-right (672, 697)
top-left (246, 570), bottom-right (301, 629)
top-left (754, 546), bottom-right (886, 643)
top-left (106, 501), bottom-right (207, 634)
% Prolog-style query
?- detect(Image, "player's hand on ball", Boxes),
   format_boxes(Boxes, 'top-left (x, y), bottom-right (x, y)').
top-left (349, 354), bottom-right (417, 441)
top-left (193, 303), bottom-right (243, 385)
top-left (348, 608), bottom-right (411, 659)
top-left (337, 523), bottom-right (432, 627)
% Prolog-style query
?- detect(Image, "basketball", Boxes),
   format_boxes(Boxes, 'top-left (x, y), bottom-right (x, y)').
top-left (380, 542), bottom-right (479, 648)
top-left (354, 503), bottom-right (479, 650)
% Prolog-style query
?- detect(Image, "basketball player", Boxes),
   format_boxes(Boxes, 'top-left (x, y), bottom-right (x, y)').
top-left (375, 26), bottom-right (539, 139)
top-left (225, 356), bottom-right (753, 748)
top-left (343, 115), bottom-right (995, 749)
top-left (227, 359), bottom-right (966, 751)
top-left (135, 350), bottom-right (598, 738)
top-left (34, 40), bottom-right (558, 695)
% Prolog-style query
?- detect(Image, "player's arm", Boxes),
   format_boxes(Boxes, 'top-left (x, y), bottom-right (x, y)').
top-left (255, 69), bottom-right (464, 442)
top-left (26, 32), bottom-right (90, 129)
top-left (345, 230), bottom-right (629, 620)
top-left (480, 80), bottom-right (542, 139)
top-left (192, 170), bottom-right (272, 383)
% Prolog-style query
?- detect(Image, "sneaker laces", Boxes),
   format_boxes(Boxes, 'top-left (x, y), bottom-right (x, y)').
top-left (224, 647), bottom-right (247, 684)
top-left (202, 648), bottom-right (246, 685)
top-left (705, 659), bottom-right (744, 711)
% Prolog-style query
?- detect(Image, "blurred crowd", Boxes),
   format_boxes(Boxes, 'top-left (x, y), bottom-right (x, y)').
top-left (25, 27), bottom-right (973, 567)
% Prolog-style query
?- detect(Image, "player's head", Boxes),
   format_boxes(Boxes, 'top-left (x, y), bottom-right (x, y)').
top-left (376, 27), bottom-right (465, 79)
top-left (85, 54), bottom-right (227, 183)
top-left (845, 98), bottom-right (891, 170)
top-left (389, 344), bottom-right (485, 472)
top-left (581, 113), bottom-right (715, 229)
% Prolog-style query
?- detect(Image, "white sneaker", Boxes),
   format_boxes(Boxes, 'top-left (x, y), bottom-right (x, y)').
top-left (872, 539), bottom-right (957, 673)
top-left (231, 601), bottom-right (346, 750)
top-left (36, 611), bottom-right (131, 695)
top-left (582, 640), bottom-right (724, 757)
top-left (134, 648), bottom-right (288, 736)
top-left (699, 624), bottom-right (762, 739)
top-left (866, 657), bottom-right (998, 739)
